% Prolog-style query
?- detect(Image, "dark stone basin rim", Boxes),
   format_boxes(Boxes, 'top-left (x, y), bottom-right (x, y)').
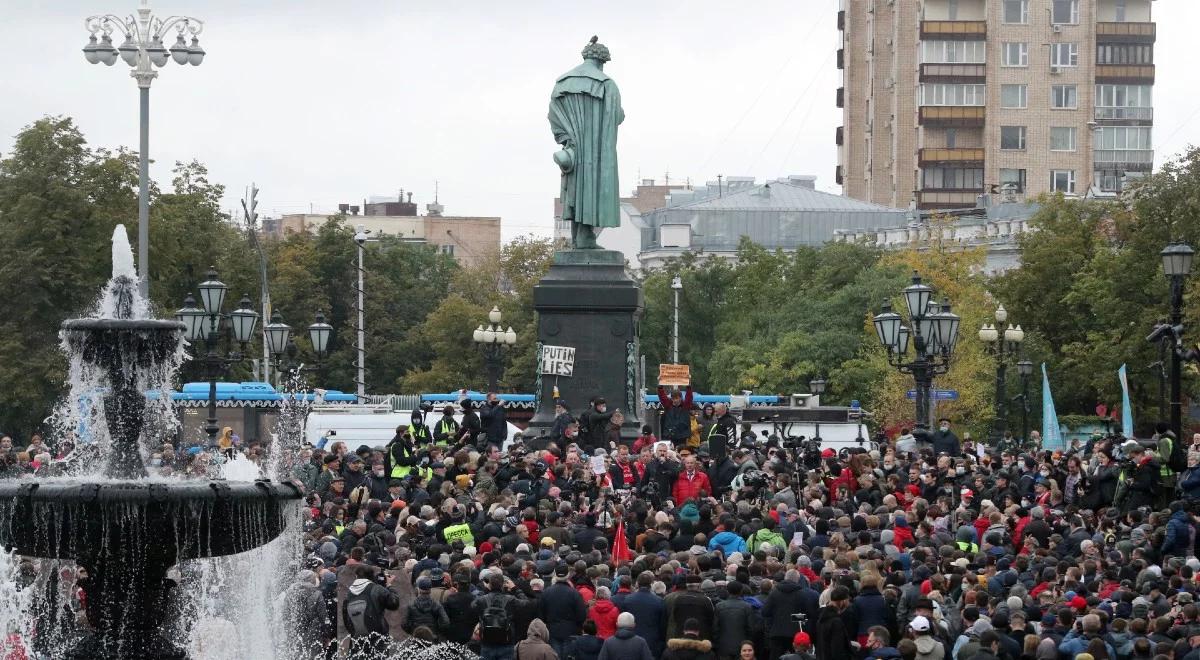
top-left (0, 479), bottom-right (304, 503)
top-left (61, 319), bottom-right (186, 331)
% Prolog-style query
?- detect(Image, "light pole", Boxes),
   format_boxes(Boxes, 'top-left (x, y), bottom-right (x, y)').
top-left (473, 306), bottom-right (517, 393)
top-left (263, 309), bottom-right (332, 381)
top-left (671, 275), bottom-right (682, 364)
top-left (1015, 359), bottom-right (1034, 443)
top-left (979, 304), bottom-right (1025, 444)
top-left (353, 226), bottom-right (377, 402)
top-left (873, 272), bottom-right (961, 431)
top-left (175, 268), bottom-right (257, 444)
top-left (809, 377), bottom-right (827, 438)
top-left (84, 1), bottom-right (205, 299)
top-left (1155, 243), bottom-right (1194, 440)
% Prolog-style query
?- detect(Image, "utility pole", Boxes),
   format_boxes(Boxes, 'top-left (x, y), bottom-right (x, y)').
top-left (242, 184), bottom-right (271, 385)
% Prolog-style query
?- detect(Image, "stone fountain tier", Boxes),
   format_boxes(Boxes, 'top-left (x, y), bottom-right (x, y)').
top-left (0, 478), bottom-right (303, 660)
top-left (60, 318), bottom-right (186, 370)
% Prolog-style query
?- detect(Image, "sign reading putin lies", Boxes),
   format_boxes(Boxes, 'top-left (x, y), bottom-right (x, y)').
top-left (540, 345), bottom-right (575, 377)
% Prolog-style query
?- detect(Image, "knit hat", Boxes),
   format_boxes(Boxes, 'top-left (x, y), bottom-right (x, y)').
top-left (793, 631), bottom-right (812, 647)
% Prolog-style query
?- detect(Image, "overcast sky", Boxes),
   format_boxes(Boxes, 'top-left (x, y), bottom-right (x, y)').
top-left (3, 1), bottom-right (1199, 242)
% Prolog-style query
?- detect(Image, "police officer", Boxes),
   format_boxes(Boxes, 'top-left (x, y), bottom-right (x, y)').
top-left (439, 504), bottom-right (476, 547)
top-left (408, 408), bottom-right (433, 447)
top-left (385, 426), bottom-right (418, 480)
top-left (433, 405), bottom-right (460, 447)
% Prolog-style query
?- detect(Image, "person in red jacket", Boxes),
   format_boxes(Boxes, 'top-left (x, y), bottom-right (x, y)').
top-left (587, 586), bottom-right (621, 639)
top-left (672, 455), bottom-right (712, 504)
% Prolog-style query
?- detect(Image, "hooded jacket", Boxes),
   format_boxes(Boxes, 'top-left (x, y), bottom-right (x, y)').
top-left (662, 636), bottom-right (717, 660)
top-left (342, 578), bottom-right (401, 638)
top-left (763, 579), bottom-right (818, 639)
top-left (515, 619), bottom-right (557, 660)
top-left (1162, 509), bottom-right (1194, 555)
top-left (588, 599), bottom-right (620, 639)
top-left (707, 530), bottom-right (748, 556)
top-left (915, 635), bottom-right (946, 660)
top-left (598, 627), bottom-right (655, 660)
top-left (539, 580), bottom-right (588, 642)
top-left (713, 596), bottom-right (758, 656)
top-left (621, 587), bottom-right (667, 655)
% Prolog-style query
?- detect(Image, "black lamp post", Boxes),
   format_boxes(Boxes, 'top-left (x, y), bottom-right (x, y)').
top-left (1015, 359), bottom-right (1034, 443)
top-left (473, 306), bottom-right (516, 393)
top-left (175, 267), bottom-right (258, 444)
top-left (1157, 243), bottom-right (1194, 440)
top-left (263, 309), bottom-right (333, 379)
top-left (873, 271), bottom-right (961, 431)
top-left (979, 304), bottom-right (1025, 444)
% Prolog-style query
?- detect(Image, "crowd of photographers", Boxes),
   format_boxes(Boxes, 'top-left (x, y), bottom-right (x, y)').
top-left (9, 386), bottom-right (1200, 660)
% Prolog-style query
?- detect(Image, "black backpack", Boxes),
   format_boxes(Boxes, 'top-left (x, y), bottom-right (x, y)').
top-left (480, 594), bottom-right (512, 645)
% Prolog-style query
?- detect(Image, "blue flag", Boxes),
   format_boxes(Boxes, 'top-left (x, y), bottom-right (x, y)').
top-left (1042, 363), bottom-right (1063, 450)
top-left (1118, 364), bottom-right (1134, 437)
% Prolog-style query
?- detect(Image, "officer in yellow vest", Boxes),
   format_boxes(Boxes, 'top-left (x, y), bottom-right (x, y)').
top-left (439, 505), bottom-right (475, 547)
top-left (386, 426), bottom-right (418, 479)
top-left (408, 408), bottom-right (433, 447)
top-left (433, 405), bottom-right (460, 447)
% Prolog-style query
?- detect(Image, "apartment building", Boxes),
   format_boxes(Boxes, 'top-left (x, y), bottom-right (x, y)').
top-left (837, 0), bottom-right (1156, 209)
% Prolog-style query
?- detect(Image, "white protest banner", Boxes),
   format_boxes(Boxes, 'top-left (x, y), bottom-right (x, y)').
top-left (541, 345), bottom-right (575, 377)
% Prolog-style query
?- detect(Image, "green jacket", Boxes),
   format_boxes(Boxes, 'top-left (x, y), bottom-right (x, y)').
top-left (748, 528), bottom-right (787, 553)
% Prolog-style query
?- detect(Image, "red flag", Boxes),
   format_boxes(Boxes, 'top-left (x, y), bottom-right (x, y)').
top-left (612, 520), bottom-right (632, 563)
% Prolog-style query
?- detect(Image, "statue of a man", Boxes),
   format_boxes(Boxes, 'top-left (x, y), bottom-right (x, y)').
top-left (549, 37), bottom-right (624, 250)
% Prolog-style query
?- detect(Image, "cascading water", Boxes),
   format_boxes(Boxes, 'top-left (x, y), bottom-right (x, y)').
top-left (0, 225), bottom-right (303, 660)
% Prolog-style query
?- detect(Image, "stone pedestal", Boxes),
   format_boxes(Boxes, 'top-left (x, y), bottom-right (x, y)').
top-left (527, 249), bottom-right (644, 440)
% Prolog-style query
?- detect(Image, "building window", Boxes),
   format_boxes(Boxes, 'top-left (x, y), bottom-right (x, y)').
top-left (1097, 44), bottom-right (1154, 65)
top-left (945, 128), bottom-right (958, 148)
top-left (1000, 168), bottom-right (1027, 193)
top-left (1050, 170), bottom-right (1076, 194)
top-left (1115, 0), bottom-right (1126, 22)
top-left (1003, 0), bottom-right (1029, 24)
top-left (1052, 0), bottom-right (1080, 24)
top-left (923, 167), bottom-right (984, 190)
top-left (1000, 126), bottom-right (1027, 150)
top-left (440, 244), bottom-right (455, 256)
top-left (1001, 84), bottom-right (1028, 109)
top-left (1096, 126), bottom-right (1153, 150)
top-left (1050, 127), bottom-right (1077, 151)
top-left (1002, 42), bottom-right (1029, 67)
top-left (1052, 85), bottom-right (1078, 109)
top-left (921, 40), bottom-right (986, 64)
top-left (1096, 84), bottom-right (1153, 119)
top-left (919, 83), bottom-right (986, 106)
top-left (1051, 43), bottom-right (1079, 68)
top-left (947, 0), bottom-right (959, 20)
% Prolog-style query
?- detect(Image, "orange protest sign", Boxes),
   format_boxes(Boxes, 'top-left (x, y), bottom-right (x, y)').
top-left (658, 364), bottom-right (691, 386)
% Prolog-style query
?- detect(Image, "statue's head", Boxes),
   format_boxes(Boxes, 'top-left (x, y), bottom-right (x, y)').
top-left (582, 36), bottom-right (611, 63)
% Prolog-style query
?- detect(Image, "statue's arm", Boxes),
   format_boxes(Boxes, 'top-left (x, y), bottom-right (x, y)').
top-left (549, 105), bottom-right (573, 147)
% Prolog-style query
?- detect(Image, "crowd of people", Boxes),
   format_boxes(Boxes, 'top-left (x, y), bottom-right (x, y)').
top-left (7, 387), bottom-right (1200, 660)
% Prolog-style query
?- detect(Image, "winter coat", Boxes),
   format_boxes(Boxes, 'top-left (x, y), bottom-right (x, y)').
top-left (1125, 458), bottom-right (1160, 511)
top-left (540, 581), bottom-right (588, 643)
top-left (664, 589), bottom-right (716, 640)
top-left (516, 619), bottom-right (559, 660)
top-left (763, 580), bottom-right (818, 639)
top-left (341, 578), bottom-right (401, 638)
top-left (662, 636), bottom-right (717, 660)
top-left (641, 458), bottom-right (680, 502)
top-left (588, 599), bottom-right (620, 639)
top-left (673, 470), bottom-right (712, 505)
top-left (598, 627), bottom-right (655, 660)
top-left (931, 429), bottom-right (961, 457)
top-left (1181, 467), bottom-right (1200, 500)
top-left (816, 606), bottom-right (853, 660)
top-left (713, 596), bottom-right (758, 656)
top-left (748, 527), bottom-right (787, 553)
top-left (915, 635), bottom-right (946, 660)
top-left (566, 633), bottom-right (603, 660)
top-left (442, 589), bottom-right (478, 644)
top-left (707, 530), bottom-right (748, 556)
top-left (619, 587), bottom-right (666, 655)
top-left (850, 586), bottom-right (895, 636)
top-left (403, 593), bottom-right (450, 636)
top-left (1163, 509), bottom-right (1195, 556)
top-left (479, 401), bottom-right (508, 446)
top-left (578, 408), bottom-right (616, 452)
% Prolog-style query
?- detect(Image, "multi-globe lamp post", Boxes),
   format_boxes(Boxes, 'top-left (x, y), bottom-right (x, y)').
top-left (979, 304), bottom-right (1025, 443)
top-left (83, 1), bottom-right (206, 298)
top-left (873, 272), bottom-right (961, 430)
top-left (262, 309), bottom-right (334, 378)
top-left (1015, 359), bottom-right (1034, 443)
top-left (1157, 243), bottom-right (1194, 440)
top-left (474, 306), bottom-right (517, 393)
top-left (175, 268), bottom-right (256, 444)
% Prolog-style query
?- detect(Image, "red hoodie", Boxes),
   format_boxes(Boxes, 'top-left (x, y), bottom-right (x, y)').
top-left (589, 599), bottom-right (620, 639)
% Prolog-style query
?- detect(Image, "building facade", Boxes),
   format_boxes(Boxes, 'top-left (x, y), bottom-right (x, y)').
top-left (837, 0), bottom-right (1155, 209)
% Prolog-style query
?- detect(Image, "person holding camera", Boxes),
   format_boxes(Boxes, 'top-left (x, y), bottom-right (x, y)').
top-left (638, 442), bottom-right (680, 507)
top-left (579, 397), bottom-right (617, 453)
top-left (479, 392), bottom-right (508, 448)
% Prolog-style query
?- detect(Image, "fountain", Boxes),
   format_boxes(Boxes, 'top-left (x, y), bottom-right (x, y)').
top-left (0, 226), bottom-right (303, 659)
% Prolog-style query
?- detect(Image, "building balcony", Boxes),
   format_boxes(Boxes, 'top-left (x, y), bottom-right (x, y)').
top-left (918, 106), bottom-right (986, 127)
top-left (919, 63), bottom-right (986, 83)
top-left (836, 126), bottom-right (844, 146)
top-left (835, 165), bottom-right (844, 186)
top-left (837, 48), bottom-right (844, 70)
top-left (1096, 22), bottom-right (1156, 43)
top-left (838, 10), bottom-right (845, 31)
top-left (836, 87), bottom-right (844, 108)
top-left (920, 21), bottom-right (987, 40)
top-left (1096, 64), bottom-right (1155, 83)
top-left (1094, 149), bottom-right (1155, 170)
top-left (918, 148), bottom-right (985, 167)
top-left (918, 190), bottom-right (983, 209)
top-left (1095, 106), bottom-right (1154, 122)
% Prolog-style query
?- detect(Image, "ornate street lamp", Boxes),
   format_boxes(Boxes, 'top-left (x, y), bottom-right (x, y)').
top-left (873, 272), bottom-right (960, 430)
top-left (1155, 243), bottom-right (1194, 439)
top-left (265, 309), bottom-right (332, 378)
top-left (474, 306), bottom-right (516, 393)
top-left (1016, 359), bottom-right (1034, 444)
top-left (175, 267), bottom-right (256, 444)
top-left (979, 303), bottom-right (1025, 444)
top-left (84, 2), bottom-right (205, 299)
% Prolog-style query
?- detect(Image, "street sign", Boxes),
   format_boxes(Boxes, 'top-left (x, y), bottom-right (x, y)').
top-left (658, 364), bottom-right (691, 386)
top-left (540, 345), bottom-right (575, 377)
top-left (905, 389), bottom-right (959, 401)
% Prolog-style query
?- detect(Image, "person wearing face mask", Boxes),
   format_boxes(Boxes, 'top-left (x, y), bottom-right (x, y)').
top-left (578, 396), bottom-right (616, 454)
top-left (366, 461), bottom-right (391, 500)
top-left (931, 418), bottom-right (960, 457)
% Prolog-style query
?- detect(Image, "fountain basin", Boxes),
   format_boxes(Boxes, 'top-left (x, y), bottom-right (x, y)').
top-left (0, 479), bottom-right (303, 561)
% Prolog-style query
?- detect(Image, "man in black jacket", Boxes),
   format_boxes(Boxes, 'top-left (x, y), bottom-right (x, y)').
top-left (931, 418), bottom-right (961, 457)
top-left (763, 570), bottom-right (819, 660)
top-left (714, 581), bottom-right (758, 659)
top-left (640, 442), bottom-right (680, 506)
top-left (539, 574), bottom-right (587, 658)
top-left (457, 400), bottom-right (481, 446)
top-left (578, 396), bottom-right (616, 453)
top-left (816, 587), bottom-right (853, 660)
top-left (479, 392), bottom-right (508, 447)
top-left (658, 385), bottom-right (694, 448)
top-left (473, 573), bottom-right (526, 652)
top-left (342, 565), bottom-right (401, 658)
top-left (442, 572), bottom-right (478, 646)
